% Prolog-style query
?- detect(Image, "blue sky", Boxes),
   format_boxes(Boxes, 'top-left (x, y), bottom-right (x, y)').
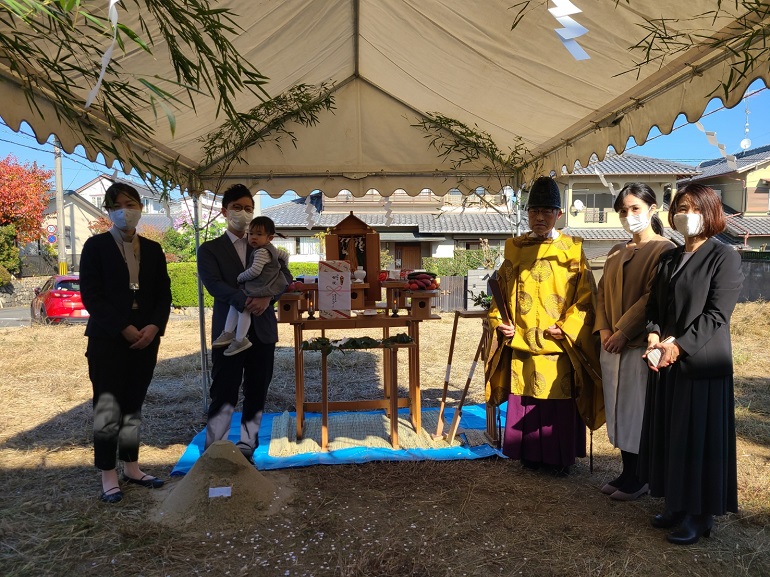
top-left (1, 79), bottom-right (768, 210)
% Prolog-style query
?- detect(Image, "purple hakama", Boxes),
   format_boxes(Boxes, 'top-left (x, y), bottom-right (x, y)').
top-left (502, 394), bottom-right (586, 467)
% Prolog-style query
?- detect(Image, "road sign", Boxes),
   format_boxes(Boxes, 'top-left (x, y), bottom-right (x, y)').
top-left (46, 224), bottom-right (57, 234)
top-left (47, 234), bottom-right (57, 244)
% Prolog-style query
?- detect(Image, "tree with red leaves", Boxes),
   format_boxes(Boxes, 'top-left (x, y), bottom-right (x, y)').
top-left (0, 155), bottom-right (52, 244)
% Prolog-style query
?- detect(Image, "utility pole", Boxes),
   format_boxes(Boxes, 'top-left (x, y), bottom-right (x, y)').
top-left (53, 137), bottom-right (68, 275)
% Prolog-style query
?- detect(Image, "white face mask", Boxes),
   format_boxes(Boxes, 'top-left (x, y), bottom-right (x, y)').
top-left (109, 208), bottom-right (142, 231)
top-left (620, 211), bottom-right (650, 235)
top-left (673, 213), bottom-right (704, 237)
top-left (227, 209), bottom-right (250, 232)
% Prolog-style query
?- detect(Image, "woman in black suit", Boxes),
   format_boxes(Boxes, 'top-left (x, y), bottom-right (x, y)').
top-left (640, 183), bottom-right (743, 544)
top-left (80, 182), bottom-right (171, 503)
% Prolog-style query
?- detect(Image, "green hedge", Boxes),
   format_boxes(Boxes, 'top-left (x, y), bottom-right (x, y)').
top-left (167, 262), bottom-right (213, 308)
top-left (0, 263), bottom-right (11, 287)
top-left (167, 261), bottom-right (321, 308)
top-left (288, 262), bottom-right (319, 278)
top-left (422, 248), bottom-right (502, 276)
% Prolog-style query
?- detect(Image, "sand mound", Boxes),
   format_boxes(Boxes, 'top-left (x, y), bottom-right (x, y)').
top-left (152, 441), bottom-right (279, 527)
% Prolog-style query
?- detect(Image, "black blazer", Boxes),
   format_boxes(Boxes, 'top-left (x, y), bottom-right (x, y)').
top-left (80, 232), bottom-right (171, 339)
top-left (646, 237), bottom-right (743, 379)
top-left (197, 233), bottom-right (287, 344)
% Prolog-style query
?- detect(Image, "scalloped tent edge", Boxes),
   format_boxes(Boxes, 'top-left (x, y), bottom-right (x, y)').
top-left (1, 1), bottom-right (769, 197)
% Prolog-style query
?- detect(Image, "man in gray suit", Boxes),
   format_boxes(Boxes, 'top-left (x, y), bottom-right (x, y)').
top-left (197, 184), bottom-right (288, 460)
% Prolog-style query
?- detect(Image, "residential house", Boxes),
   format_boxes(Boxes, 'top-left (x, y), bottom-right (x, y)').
top-left (28, 189), bottom-right (105, 272)
top-left (262, 189), bottom-right (521, 271)
top-left (76, 174), bottom-right (176, 232)
top-left (683, 143), bottom-right (770, 250)
top-left (74, 173), bottom-right (228, 232)
top-left (557, 152), bottom-right (701, 260)
top-left (263, 154), bottom-right (713, 271)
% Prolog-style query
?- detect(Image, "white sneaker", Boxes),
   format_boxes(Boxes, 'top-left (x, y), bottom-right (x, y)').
top-left (223, 338), bottom-right (253, 356)
top-left (212, 331), bottom-right (235, 348)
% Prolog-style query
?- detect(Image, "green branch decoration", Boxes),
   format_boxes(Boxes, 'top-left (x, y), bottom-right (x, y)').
top-left (0, 0), bottom-right (270, 187)
top-left (301, 333), bottom-right (413, 355)
top-left (412, 112), bottom-right (537, 236)
top-left (623, 2), bottom-right (770, 101)
top-left (199, 82), bottom-right (336, 190)
top-left (467, 289), bottom-right (492, 311)
top-left (508, 1), bottom-right (770, 101)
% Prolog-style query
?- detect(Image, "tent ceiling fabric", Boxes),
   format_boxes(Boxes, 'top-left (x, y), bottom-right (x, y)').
top-left (2, 0), bottom-right (768, 197)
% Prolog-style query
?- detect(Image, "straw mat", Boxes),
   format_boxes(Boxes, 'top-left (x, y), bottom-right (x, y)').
top-left (269, 410), bottom-right (488, 457)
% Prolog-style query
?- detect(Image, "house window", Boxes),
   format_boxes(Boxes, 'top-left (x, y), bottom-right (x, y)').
top-left (298, 237), bottom-right (321, 255)
top-left (273, 237), bottom-right (296, 255)
top-left (64, 226), bottom-right (72, 250)
top-left (573, 190), bottom-right (613, 223)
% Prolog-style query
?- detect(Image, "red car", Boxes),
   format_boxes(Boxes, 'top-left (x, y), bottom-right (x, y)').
top-left (30, 274), bottom-right (90, 324)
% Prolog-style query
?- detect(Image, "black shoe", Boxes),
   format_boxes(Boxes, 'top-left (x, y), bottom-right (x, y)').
top-left (100, 487), bottom-right (124, 503)
top-left (122, 474), bottom-right (164, 489)
top-left (666, 514), bottom-right (713, 545)
top-left (541, 464), bottom-right (570, 477)
top-left (521, 458), bottom-right (541, 471)
top-left (651, 510), bottom-right (685, 529)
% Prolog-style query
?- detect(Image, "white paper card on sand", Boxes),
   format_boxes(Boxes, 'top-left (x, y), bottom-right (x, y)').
top-left (208, 486), bottom-right (232, 498)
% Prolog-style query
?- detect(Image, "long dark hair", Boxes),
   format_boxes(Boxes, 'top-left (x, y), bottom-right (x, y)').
top-left (613, 183), bottom-right (663, 235)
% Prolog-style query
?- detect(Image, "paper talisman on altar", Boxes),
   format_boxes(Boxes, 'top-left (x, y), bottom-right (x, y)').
top-left (318, 260), bottom-right (352, 319)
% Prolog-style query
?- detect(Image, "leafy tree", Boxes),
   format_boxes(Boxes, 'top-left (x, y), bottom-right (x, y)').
top-left (88, 216), bottom-right (112, 235)
top-left (0, 155), bottom-right (52, 244)
top-left (0, 224), bottom-right (20, 275)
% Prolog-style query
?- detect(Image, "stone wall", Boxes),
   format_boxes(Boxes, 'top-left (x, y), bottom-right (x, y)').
top-left (741, 259), bottom-right (770, 302)
top-left (0, 276), bottom-right (50, 309)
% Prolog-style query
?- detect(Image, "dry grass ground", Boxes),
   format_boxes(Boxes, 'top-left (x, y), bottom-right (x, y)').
top-left (1, 304), bottom-right (769, 576)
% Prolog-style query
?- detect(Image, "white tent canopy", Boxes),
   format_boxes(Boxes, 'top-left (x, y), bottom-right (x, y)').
top-left (1, 0), bottom-right (768, 197)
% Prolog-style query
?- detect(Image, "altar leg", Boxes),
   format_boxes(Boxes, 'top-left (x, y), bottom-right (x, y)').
top-left (408, 320), bottom-right (421, 431)
top-left (321, 349), bottom-right (329, 450)
top-left (388, 347), bottom-right (400, 449)
top-left (382, 327), bottom-right (391, 416)
top-left (294, 323), bottom-right (305, 440)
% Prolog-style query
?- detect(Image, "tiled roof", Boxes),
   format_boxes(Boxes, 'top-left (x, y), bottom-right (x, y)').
top-left (689, 143), bottom-right (770, 181)
top-left (561, 227), bottom-right (631, 241)
top-left (263, 195), bottom-right (523, 234)
top-left (570, 153), bottom-right (698, 176)
top-left (723, 204), bottom-right (770, 236)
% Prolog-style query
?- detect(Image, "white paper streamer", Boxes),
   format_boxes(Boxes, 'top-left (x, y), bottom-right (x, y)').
top-left (549, 0), bottom-right (589, 61)
top-left (84, 0), bottom-right (121, 110)
top-left (304, 194), bottom-right (315, 230)
top-left (594, 168), bottom-right (619, 198)
top-left (695, 121), bottom-right (738, 171)
top-left (383, 197), bottom-right (393, 226)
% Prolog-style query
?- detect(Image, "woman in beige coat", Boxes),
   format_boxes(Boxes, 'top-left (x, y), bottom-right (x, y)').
top-left (594, 183), bottom-right (674, 500)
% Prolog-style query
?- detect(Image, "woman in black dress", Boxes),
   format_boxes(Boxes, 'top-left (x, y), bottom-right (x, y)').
top-left (640, 183), bottom-right (743, 544)
top-left (80, 182), bottom-right (171, 503)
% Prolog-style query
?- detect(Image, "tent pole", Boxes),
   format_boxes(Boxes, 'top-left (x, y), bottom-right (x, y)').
top-left (191, 190), bottom-right (210, 414)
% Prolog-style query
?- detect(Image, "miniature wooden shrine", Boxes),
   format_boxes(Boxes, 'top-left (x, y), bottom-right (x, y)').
top-left (324, 212), bottom-right (381, 310)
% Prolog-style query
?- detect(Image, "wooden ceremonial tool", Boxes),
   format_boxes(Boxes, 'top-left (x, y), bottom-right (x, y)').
top-left (433, 310), bottom-right (462, 439)
top-left (445, 328), bottom-right (488, 445)
top-left (487, 273), bottom-right (512, 327)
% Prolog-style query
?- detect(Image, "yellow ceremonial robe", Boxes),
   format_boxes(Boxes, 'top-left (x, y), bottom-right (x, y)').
top-left (485, 233), bottom-right (604, 429)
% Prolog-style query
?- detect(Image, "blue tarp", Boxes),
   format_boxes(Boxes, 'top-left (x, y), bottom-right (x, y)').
top-left (171, 403), bottom-right (506, 474)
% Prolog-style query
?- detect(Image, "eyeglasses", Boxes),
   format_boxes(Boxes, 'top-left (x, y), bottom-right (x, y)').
top-left (229, 204), bottom-right (254, 214)
top-left (527, 208), bottom-right (558, 217)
